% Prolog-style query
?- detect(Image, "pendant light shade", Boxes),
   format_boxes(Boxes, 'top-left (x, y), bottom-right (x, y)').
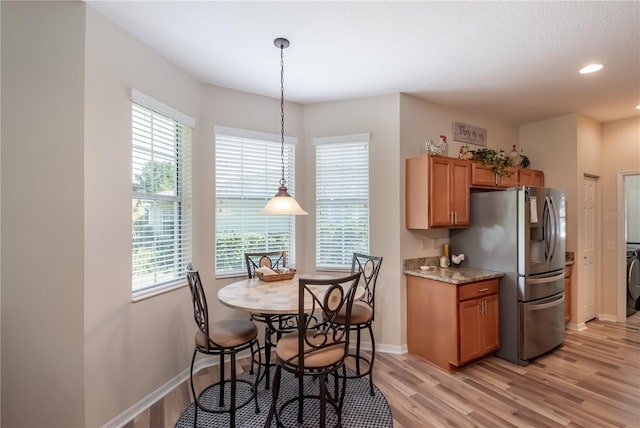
top-left (260, 37), bottom-right (308, 216)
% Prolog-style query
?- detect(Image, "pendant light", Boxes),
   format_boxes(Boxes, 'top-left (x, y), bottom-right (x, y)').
top-left (260, 37), bottom-right (308, 215)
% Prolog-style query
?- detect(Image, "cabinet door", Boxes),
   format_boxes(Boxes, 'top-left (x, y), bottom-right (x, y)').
top-left (564, 265), bottom-right (572, 323)
top-left (459, 298), bottom-right (483, 363)
top-left (531, 170), bottom-right (545, 187)
top-left (519, 169), bottom-right (545, 187)
top-left (459, 293), bottom-right (499, 364)
top-left (498, 167), bottom-right (519, 188)
top-left (480, 294), bottom-right (500, 354)
top-left (471, 163), bottom-right (496, 187)
top-left (450, 159), bottom-right (471, 226)
top-left (429, 156), bottom-right (454, 227)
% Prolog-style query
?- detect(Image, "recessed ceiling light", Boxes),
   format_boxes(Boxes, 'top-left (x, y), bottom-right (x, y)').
top-left (579, 63), bottom-right (604, 74)
top-left (636, 104), bottom-right (640, 110)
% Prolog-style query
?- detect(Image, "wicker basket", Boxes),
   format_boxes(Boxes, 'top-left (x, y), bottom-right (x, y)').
top-left (256, 269), bottom-right (296, 282)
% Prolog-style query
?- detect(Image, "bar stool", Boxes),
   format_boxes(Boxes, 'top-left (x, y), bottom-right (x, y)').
top-left (185, 265), bottom-right (261, 428)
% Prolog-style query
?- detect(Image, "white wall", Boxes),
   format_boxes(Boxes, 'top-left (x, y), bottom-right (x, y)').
top-left (0, 2), bottom-right (4, 425)
top-left (83, 6), bottom-right (201, 427)
top-left (303, 94), bottom-right (403, 349)
top-left (1, 2), bottom-right (86, 426)
top-left (601, 116), bottom-right (640, 319)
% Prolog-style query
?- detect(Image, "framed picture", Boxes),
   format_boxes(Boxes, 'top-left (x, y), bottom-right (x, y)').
top-left (453, 121), bottom-right (487, 146)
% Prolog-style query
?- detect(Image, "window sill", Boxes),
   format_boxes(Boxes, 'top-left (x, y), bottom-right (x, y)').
top-left (132, 279), bottom-right (188, 303)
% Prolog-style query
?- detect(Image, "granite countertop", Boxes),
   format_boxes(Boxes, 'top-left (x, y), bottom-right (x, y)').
top-left (404, 257), bottom-right (503, 285)
top-left (404, 266), bottom-right (504, 285)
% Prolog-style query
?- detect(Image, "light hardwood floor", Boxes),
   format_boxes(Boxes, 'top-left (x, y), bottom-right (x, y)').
top-left (124, 313), bottom-right (640, 428)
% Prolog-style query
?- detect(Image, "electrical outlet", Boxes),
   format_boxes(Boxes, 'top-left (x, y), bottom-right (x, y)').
top-left (421, 239), bottom-right (433, 249)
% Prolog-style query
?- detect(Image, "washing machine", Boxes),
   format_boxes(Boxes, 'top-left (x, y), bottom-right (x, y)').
top-left (627, 244), bottom-right (640, 316)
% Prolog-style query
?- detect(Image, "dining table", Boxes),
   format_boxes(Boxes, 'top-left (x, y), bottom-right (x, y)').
top-left (217, 273), bottom-right (363, 389)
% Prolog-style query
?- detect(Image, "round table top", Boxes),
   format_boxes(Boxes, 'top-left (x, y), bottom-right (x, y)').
top-left (217, 274), bottom-right (361, 315)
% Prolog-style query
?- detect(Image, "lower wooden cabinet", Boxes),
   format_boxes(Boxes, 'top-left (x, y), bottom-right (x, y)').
top-left (459, 293), bottom-right (499, 363)
top-left (406, 275), bottom-right (500, 371)
top-left (564, 264), bottom-right (573, 324)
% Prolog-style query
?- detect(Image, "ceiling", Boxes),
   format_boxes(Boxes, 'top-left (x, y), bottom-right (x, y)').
top-left (87, 1), bottom-right (640, 126)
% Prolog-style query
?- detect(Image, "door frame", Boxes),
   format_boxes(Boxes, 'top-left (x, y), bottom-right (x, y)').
top-left (617, 170), bottom-right (640, 322)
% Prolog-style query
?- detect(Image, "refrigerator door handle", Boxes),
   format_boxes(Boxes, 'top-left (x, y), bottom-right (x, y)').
top-left (547, 195), bottom-right (558, 261)
top-left (526, 272), bottom-right (565, 284)
top-left (543, 197), bottom-right (551, 260)
top-left (527, 293), bottom-right (564, 311)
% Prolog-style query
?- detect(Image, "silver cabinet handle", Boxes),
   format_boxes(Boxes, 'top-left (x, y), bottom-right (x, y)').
top-left (478, 287), bottom-right (489, 292)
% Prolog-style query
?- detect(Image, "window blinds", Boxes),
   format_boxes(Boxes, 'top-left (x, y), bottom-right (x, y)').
top-left (315, 134), bottom-right (370, 269)
top-left (131, 100), bottom-right (192, 294)
top-left (215, 127), bottom-right (297, 275)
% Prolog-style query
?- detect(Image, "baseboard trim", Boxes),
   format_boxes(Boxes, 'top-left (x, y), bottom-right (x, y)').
top-left (102, 342), bottom-right (405, 427)
top-left (597, 313), bottom-right (618, 323)
top-left (102, 351), bottom-right (243, 428)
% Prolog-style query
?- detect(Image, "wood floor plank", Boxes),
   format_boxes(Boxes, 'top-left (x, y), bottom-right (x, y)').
top-left (124, 314), bottom-right (640, 427)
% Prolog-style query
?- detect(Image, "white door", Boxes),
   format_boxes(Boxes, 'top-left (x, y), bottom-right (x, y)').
top-left (582, 176), bottom-right (597, 321)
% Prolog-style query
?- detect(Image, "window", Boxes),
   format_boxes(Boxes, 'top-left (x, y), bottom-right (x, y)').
top-left (215, 126), bottom-right (297, 276)
top-left (315, 133), bottom-right (370, 269)
top-left (131, 90), bottom-right (193, 295)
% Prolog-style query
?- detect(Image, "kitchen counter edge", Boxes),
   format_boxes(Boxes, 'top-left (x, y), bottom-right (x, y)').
top-left (404, 267), bottom-right (504, 285)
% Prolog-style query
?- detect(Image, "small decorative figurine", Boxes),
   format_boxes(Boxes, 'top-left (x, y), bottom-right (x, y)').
top-left (458, 145), bottom-right (466, 159)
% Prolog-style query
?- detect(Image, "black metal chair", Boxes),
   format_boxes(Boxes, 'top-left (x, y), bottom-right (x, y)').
top-left (185, 264), bottom-right (261, 428)
top-left (265, 272), bottom-right (361, 428)
top-left (335, 253), bottom-right (383, 396)
top-left (244, 251), bottom-right (296, 390)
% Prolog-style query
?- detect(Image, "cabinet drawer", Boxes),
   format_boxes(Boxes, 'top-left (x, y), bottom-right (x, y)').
top-left (458, 279), bottom-right (499, 301)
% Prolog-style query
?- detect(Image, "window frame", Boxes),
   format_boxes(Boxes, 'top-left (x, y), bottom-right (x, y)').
top-left (130, 89), bottom-right (194, 299)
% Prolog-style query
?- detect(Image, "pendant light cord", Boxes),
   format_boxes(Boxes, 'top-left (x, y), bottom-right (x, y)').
top-left (279, 42), bottom-right (286, 188)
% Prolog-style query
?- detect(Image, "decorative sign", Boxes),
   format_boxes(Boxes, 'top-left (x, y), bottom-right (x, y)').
top-left (452, 121), bottom-right (487, 146)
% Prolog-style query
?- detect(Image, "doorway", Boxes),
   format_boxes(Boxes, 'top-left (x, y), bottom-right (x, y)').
top-left (617, 171), bottom-right (640, 322)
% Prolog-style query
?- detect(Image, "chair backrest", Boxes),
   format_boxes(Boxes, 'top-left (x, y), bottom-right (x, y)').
top-left (244, 251), bottom-right (287, 278)
top-left (185, 265), bottom-right (215, 352)
top-left (293, 273), bottom-right (361, 367)
top-left (351, 253), bottom-right (383, 317)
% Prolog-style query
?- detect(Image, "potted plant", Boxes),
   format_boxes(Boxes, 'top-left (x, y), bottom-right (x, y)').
top-left (467, 148), bottom-right (515, 177)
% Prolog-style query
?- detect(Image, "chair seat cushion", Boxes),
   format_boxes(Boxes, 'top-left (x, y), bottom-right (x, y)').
top-left (275, 330), bottom-right (345, 368)
top-left (196, 319), bottom-right (257, 350)
top-left (335, 301), bottom-right (373, 325)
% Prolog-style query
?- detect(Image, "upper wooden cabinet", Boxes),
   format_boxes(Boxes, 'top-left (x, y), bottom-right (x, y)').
top-left (518, 168), bottom-right (545, 187)
top-left (406, 155), bottom-right (470, 229)
top-left (470, 163), bottom-right (519, 188)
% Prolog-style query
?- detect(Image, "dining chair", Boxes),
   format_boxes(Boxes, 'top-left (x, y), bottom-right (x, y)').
top-left (244, 251), bottom-right (296, 390)
top-left (185, 264), bottom-right (261, 428)
top-left (265, 272), bottom-right (361, 428)
top-left (245, 251), bottom-right (287, 278)
top-left (335, 252), bottom-right (383, 396)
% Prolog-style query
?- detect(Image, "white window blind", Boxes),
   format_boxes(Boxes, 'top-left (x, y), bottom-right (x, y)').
top-left (315, 134), bottom-right (370, 269)
top-left (215, 126), bottom-right (297, 276)
top-left (131, 97), bottom-right (192, 295)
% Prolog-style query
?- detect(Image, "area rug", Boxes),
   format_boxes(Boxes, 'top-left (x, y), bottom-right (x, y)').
top-left (175, 368), bottom-right (394, 427)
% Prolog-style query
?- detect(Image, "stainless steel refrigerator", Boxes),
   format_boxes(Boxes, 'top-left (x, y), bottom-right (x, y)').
top-left (451, 186), bottom-right (566, 365)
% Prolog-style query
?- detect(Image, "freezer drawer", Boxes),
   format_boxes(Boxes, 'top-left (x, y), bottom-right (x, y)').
top-left (518, 271), bottom-right (565, 302)
top-left (519, 293), bottom-right (565, 361)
